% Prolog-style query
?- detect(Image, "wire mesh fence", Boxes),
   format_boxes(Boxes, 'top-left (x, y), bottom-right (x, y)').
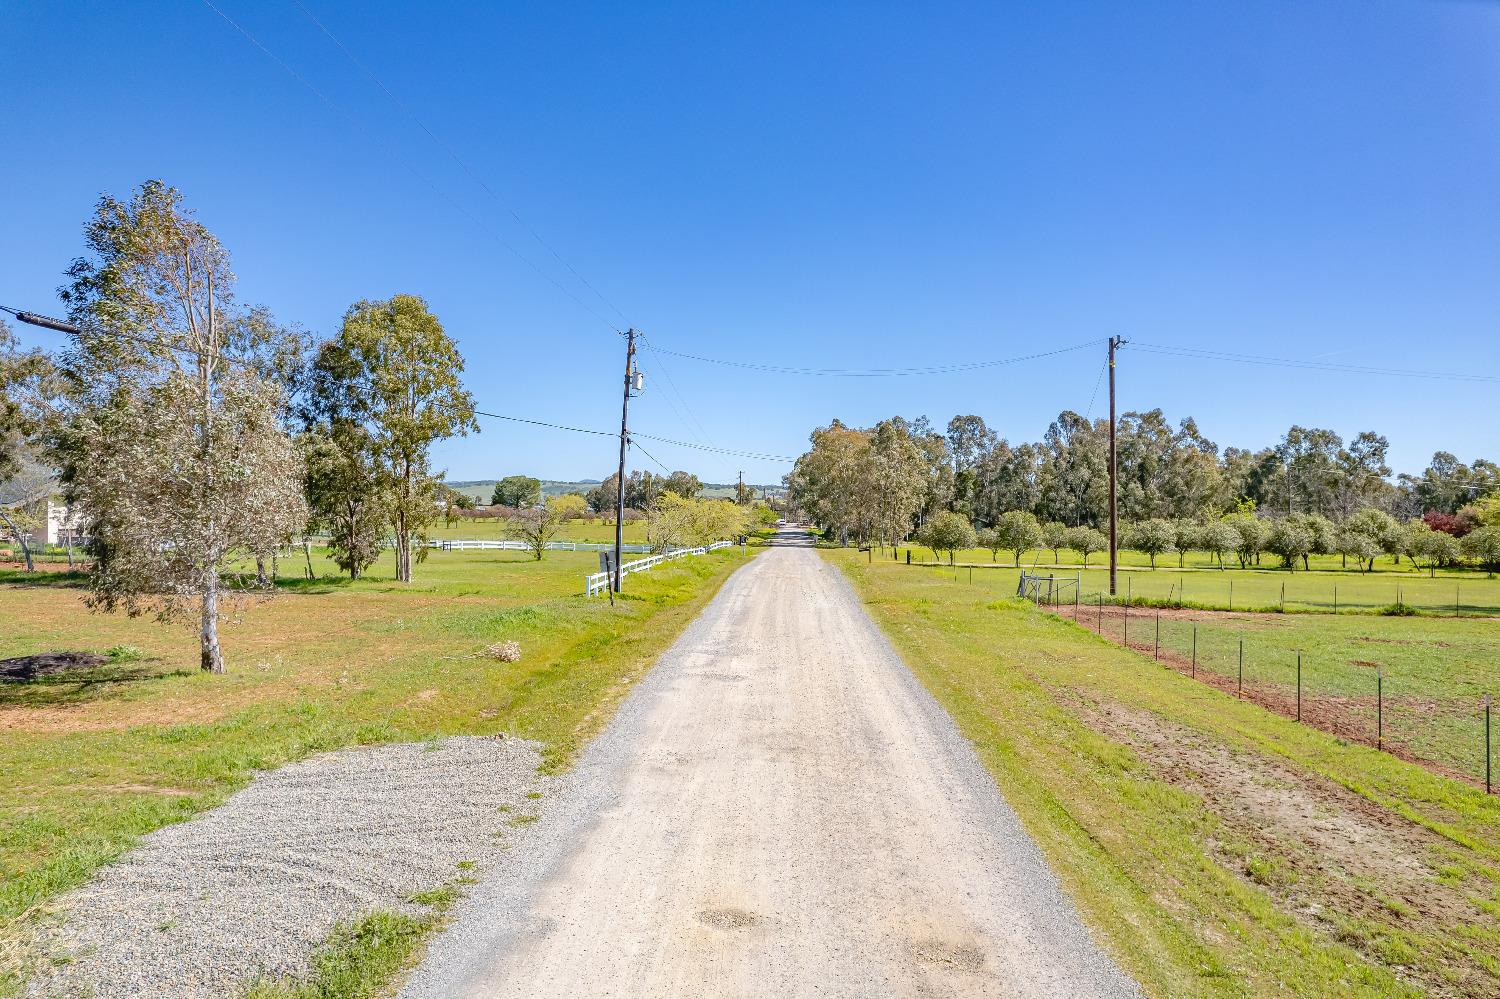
top-left (1030, 588), bottom-right (1496, 791)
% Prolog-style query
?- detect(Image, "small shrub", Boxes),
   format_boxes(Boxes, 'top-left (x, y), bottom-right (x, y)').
top-left (105, 644), bottom-right (147, 662)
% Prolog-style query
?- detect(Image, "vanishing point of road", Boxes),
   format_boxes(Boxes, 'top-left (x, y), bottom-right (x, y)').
top-left (401, 530), bottom-right (1138, 998)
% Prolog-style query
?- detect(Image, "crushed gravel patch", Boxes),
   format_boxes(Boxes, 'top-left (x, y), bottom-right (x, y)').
top-left (23, 735), bottom-right (549, 999)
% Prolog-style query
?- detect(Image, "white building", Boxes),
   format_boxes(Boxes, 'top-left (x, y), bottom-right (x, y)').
top-left (23, 499), bottom-right (85, 547)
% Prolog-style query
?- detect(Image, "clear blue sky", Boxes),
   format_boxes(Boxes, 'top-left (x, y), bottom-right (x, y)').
top-left (5, 1), bottom-right (1498, 485)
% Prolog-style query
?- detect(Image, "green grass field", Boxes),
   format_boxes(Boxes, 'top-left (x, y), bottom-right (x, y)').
top-left (872, 544), bottom-right (1500, 614)
top-left (0, 544), bottom-right (749, 993)
top-left (427, 517), bottom-right (649, 544)
top-left (827, 548), bottom-right (1500, 998)
top-left (1065, 605), bottom-right (1500, 784)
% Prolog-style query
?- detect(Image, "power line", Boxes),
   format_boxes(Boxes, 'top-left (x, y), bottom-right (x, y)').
top-left (629, 438), bottom-right (673, 475)
top-left (472, 410), bottom-right (794, 463)
top-left (638, 338), bottom-right (1102, 377)
top-left (286, 0), bottom-right (632, 328)
top-left (1083, 356), bottom-right (1108, 420)
top-left (198, 0), bottom-right (622, 335)
top-left (630, 430), bottom-right (796, 463)
top-left (637, 334), bottom-right (714, 445)
top-left (472, 410), bottom-right (615, 437)
top-left (1132, 341), bottom-right (1500, 384)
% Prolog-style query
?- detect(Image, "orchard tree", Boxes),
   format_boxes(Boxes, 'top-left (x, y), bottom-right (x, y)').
top-left (1227, 514), bottom-right (1268, 568)
top-left (1041, 521), bottom-right (1067, 563)
top-left (995, 510), bottom-right (1042, 567)
top-left (1462, 526), bottom-right (1500, 576)
top-left (1410, 523), bottom-right (1459, 577)
top-left (977, 526), bottom-right (1003, 562)
top-left (1172, 519), bottom-right (1199, 569)
top-left (56, 180), bottom-right (306, 673)
top-left (1334, 529), bottom-right (1381, 572)
top-left (1128, 518), bottom-right (1177, 569)
top-left (917, 511), bottom-right (976, 565)
top-left (324, 295), bottom-right (476, 582)
top-left (1199, 520), bottom-right (1238, 569)
top-left (1266, 519), bottom-right (1313, 570)
top-left (505, 499), bottom-right (565, 560)
top-left (1065, 526), bottom-right (1108, 566)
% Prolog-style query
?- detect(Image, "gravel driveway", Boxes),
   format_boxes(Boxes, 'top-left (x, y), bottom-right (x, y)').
top-left (401, 532), bottom-right (1139, 998)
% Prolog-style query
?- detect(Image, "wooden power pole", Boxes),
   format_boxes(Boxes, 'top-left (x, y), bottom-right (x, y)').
top-left (613, 328), bottom-right (638, 593)
top-left (1108, 335), bottom-right (1126, 596)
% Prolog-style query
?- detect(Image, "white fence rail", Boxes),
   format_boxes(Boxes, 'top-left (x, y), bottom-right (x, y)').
top-left (430, 539), bottom-right (654, 553)
top-left (585, 540), bottom-right (734, 596)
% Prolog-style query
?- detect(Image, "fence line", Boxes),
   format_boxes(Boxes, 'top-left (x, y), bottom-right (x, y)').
top-left (432, 539), bottom-right (654, 553)
top-left (1015, 583), bottom-right (1495, 791)
top-left (585, 540), bottom-right (735, 596)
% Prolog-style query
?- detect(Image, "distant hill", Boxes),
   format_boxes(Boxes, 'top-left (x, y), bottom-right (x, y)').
top-left (445, 479), bottom-right (785, 504)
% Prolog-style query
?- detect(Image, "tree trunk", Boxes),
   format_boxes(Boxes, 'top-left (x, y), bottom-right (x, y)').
top-left (396, 510), bottom-right (411, 582)
top-left (200, 571), bottom-right (224, 673)
top-left (0, 510), bottom-right (34, 572)
top-left (304, 539), bottom-right (314, 579)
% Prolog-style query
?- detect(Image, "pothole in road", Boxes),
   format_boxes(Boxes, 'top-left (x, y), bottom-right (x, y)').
top-left (911, 939), bottom-right (986, 973)
top-left (697, 906), bottom-right (758, 930)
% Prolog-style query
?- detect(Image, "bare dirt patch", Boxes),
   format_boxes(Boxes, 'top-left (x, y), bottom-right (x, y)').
top-left (1082, 701), bottom-right (1498, 997)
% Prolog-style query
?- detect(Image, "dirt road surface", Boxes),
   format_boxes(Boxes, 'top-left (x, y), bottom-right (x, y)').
top-left (401, 532), bottom-right (1137, 998)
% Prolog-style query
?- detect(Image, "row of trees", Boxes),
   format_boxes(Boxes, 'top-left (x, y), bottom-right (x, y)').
top-left (790, 413), bottom-right (1500, 574)
top-left (1, 181), bottom-right (480, 671)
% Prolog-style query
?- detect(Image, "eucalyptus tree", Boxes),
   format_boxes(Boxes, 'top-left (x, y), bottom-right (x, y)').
top-left (995, 510), bottom-right (1043, 567)
top-left (55, 180), bottom-right (306, 672)
top-left (320, 295), bottom-right (476, 582)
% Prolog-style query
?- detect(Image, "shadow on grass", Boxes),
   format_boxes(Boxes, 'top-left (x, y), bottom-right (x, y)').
top-left (0, 568), bottom-right (91, 588)
top-left (0, 662), bottom-right (190, 708)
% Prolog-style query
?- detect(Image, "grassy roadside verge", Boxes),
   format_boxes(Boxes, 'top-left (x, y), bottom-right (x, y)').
top-left (1, 546), bottom-right (753, 994)
top-left (827, 549), bottom-right (1500, 998)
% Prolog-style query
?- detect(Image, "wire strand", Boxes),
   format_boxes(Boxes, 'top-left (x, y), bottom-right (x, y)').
top-left (1132, 341), bottom-right (1500, 384)
top-left (639, 338), bottom-right (1101, 377)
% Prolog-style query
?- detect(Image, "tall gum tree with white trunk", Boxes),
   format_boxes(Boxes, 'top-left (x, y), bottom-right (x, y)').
top-left (55, 180), bottom-right (306, 673)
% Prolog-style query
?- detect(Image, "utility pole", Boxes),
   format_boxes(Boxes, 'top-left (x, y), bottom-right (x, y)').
top-left (738, 470), bottom-right (744, 505)
top-left (1108, 335), bottom-right (1126, 596)
top-left (613, 328), bottom-right (639, 593)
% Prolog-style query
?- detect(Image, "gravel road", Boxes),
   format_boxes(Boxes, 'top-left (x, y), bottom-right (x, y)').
top-left (401, 532), bottom-right (1139, 998)
top-left (24, 736), bottom-right (550, 999)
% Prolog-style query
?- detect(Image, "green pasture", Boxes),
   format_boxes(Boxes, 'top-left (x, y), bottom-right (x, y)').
top-left (0, 544), bottom-right (749, 992)
top-left (871, 546), bottom-right (1500, 615)
top-left (1074, 607), bottom-right (1499, 784)
top-left (827, 547), bottom-right (1500, 998)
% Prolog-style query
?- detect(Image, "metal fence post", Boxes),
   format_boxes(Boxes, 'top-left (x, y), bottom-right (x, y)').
top-left (1377, 666), bottom-right (1383, 750)
top-left (1123, 601), bottom-right (1129, 647)
top-left (1238, 636), bottom-right (1243, 697)
top-left (1296, 652), bottom-right (1302, 721)
top-left (1281, 580), bottom-right (1285, 612)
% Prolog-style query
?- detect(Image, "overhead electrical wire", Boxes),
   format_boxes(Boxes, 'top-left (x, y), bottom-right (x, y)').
top-left (471, 411), bottom-right (794, 463)
top-left (629, 438), bottom-right (673, 475)
top-left (1131, 341), bottom-right (1500, 384)
top-left (638, 338), bottom-right (1102, 377)
top-left (198, 0), bottom-right (623, 335)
